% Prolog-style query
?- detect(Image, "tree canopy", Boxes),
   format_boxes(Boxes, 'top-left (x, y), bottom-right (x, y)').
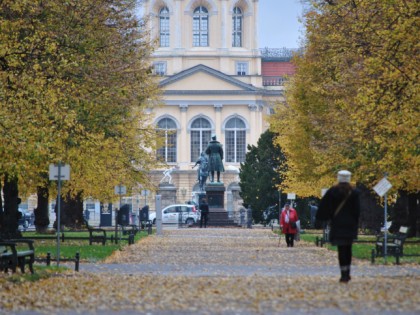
top-left (0, 0), bottom-right (160, 201)
top-left (239, 130), bottom-right (287, 223)
top-left (270, 0), bottom-right (419, 197)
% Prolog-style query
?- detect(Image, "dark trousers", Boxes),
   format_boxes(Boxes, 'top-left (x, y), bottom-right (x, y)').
top-left (338, 244), bottom-right (352, 267)
top-left (200, 213), bottom-right (208, 228)
top-left (285, 233), bottom-right (294, 247)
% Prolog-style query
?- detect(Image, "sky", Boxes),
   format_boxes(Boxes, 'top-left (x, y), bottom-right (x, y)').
top-left (136, 0), bottom-right (306, 49)
top-left (258, 0), bottom-right (305, 49)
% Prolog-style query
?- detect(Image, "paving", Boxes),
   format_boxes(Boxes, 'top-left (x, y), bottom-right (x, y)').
top-left (4, 227), bottom-right (420, 315)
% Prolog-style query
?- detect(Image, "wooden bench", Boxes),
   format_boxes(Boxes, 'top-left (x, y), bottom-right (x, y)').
top-left (120, 224), bottom-right (139, 236)
top-left (84, 220), bottom-right (107, 245)
top-left (0, 239), bottom-right (35, 274)
top-left (373, 226), bottom-right (408, 264)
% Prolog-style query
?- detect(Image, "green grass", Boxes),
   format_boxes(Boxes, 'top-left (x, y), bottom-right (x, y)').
top-left (299, 231), bottom-right (420, 265)
top-left (5, 266), bottom-right (69, 283)
top-left (19, 230), bottom-right (150, 262)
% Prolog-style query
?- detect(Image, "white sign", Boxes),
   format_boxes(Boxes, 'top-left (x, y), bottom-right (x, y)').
top-left (114, 185), bottom-right (127, 195)
top-left (287, 193), bottom-right (296, 200)
top-left (49, 164), bottom-right (70, 181)
top-left (321, 188), bottom-right (329, 197)
top-left (373, 178), bottom-right (392, 197)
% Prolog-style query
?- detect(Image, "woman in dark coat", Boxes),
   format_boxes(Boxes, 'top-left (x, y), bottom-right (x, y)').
top-left (316, 170), bottom-right (361, 283)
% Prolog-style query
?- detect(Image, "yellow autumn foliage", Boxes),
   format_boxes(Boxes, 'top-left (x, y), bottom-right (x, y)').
top-left (270, 0), bottom-right (419, 197)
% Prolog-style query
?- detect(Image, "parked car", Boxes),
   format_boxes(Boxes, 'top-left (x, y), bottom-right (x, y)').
top-left (149, 204), bottom-right (200, 226)
top-left (18, 208), bottom-right (32, 230)
top-left (263, 205), bottom-right (279, 226)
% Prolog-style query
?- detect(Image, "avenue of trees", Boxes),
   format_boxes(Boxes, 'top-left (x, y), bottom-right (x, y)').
top-left (0, 0), bottom-right (160, 237)
top-left (270, 0), bottom-right (419, 235)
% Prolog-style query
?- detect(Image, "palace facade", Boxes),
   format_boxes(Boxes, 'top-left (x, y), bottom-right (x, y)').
top-left (143, 0), bottom-right (295, 213)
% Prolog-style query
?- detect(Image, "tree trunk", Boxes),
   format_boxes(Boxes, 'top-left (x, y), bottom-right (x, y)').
top-left (1, 174), bottom-right (21, 239)
top-left (54, 191), bottom-right (84, 229)
top-left (34, 185), bottom-right (50, 233)
top-left (390, 190), bottom-right (420, 237)
top-left (408, 191), bottom-right (420, 237)
top-left (0, 179), bottom-right (3, 233)
top-left (357, 184), bottom-right (383, 233)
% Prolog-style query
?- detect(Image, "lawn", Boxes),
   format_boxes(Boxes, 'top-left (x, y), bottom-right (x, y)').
top-left (19, 229), bottom-right (151, 262)
top-left (299, 230), bottom-right (420, 265)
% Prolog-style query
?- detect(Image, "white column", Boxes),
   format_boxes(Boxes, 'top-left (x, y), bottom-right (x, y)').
top-left (179, 104), bottom-right (188, 165)
top-left (248, 103), bottom-right (258, 145)
top-left (221, 0), bottom-right (228, 49)
top-left (252, 1), bottom-right (259, 50)
top-left (214, 103), bottom-right (223, 138)
top-left (175, 0), bottom-right (182, 49)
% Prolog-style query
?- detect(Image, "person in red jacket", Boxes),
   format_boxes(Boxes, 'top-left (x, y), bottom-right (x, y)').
top-left (280, 203), bottom-right (299, 247)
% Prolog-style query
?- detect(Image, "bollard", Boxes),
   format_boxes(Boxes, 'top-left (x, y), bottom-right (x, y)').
top-left (315, 237), bottom-right (319, 247)
top-left (75, 252), bottom-right (80, 272)
top-left (47, 252), bottom-right (51, 266)
top-left (371, 249), bottom-right (375, 264)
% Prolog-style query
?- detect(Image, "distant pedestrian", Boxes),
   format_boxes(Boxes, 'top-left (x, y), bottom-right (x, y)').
top-left (199, 197), bottom-right (209, 228)
top-left (316, 170), bottom-right (361, 283)
top-left (280, 203), bottom-right (299, 247)
top-left (309, 201), bottom-right (318, 228)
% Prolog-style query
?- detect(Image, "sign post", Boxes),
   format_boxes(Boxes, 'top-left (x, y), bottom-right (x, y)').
top-left (141, 189), bottom-right (150, 206)
top-left (373, 174), bottom-right (392, 263)
top-left (155, 195), bottom-right (162, 236)
top-left (49, 162), bottom-right (70, 267)
top-left (114, 185), bottom-right (126, 243)
top-left (287, 193), bottom-right (296, 207)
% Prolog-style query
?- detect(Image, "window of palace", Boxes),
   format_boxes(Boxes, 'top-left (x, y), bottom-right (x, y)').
top-left (159, 7), bottom-right (170, 47)
top-left (153, 61), bottom-right (167, 76)
top-left (236, 61), bottom-right (248, 75)
top-left (157, 117), bottom-right (177, 163)
top-left (193, 6), bottom-right (209, 47)
top-left (190, 117), bottom-right (212, 162)
top-left (225, 117), bottom-right (246, 163)
top-left (232, 7), bottom-right (243, 47)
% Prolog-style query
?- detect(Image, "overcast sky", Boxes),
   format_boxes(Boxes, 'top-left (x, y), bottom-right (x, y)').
top-left (259, 0), bottom-right (305, 49)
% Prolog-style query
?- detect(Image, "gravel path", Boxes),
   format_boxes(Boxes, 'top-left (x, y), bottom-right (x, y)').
top-left (3, 228), bottom-right (420, 315)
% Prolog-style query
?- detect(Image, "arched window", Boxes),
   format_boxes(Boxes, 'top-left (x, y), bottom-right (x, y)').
top-left (225, 117), bottom-right (246, 163)
top-left (193, 6), bottom-right (209, 47)
top-left (190, 118), bottom-right (212, 162)
top-left (157, 118), bottom-right (177, 163)
top-left (159, 7), bottom-right (170, 47)
top-left (232, 7), bottom-right (242, 47)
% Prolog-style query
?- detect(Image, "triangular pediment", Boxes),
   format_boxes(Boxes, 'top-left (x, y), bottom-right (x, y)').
top-left (160, 64), bottom-right (259, 92)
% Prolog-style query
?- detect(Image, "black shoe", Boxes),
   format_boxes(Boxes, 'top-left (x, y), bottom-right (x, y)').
top-left (339, 275), bottom-right (351, 283)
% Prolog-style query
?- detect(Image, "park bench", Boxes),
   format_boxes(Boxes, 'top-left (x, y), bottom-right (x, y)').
top-left (373, 226), bottom-right (408, 264)
top-left (84, 220), bottom-right (107, 245)
top-left (120, 224), bottom-right (139, 236)
top-left (0, 239), bottom-right (35, 274)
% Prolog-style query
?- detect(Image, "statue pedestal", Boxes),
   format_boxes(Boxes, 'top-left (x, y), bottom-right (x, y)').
top-left (158, 183), bottom-right (177, 209)
top-left (206, 183), bottom-right (225, 211)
